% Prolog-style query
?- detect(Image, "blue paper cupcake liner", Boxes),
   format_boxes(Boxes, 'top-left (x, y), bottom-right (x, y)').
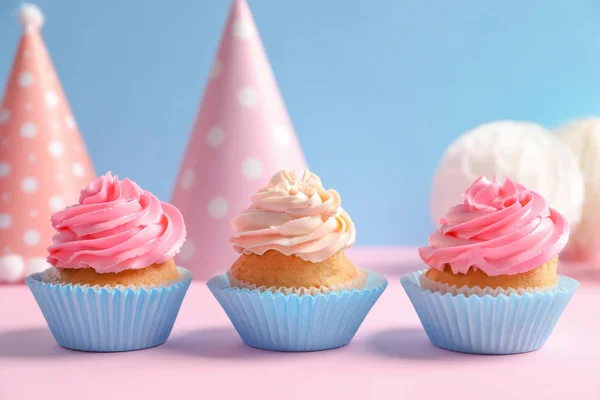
top-left (401, 270), bottom-right (579, 355)
top-left (26, 267), bottom-right (192, 352)
top-left (207, 269), bottom-right (388, 352)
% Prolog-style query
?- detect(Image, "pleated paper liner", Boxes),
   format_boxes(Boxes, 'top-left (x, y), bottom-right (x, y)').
top-left (401, 270), bottom-right (579, 355)
top-left (207, 269), bottom-right (387, 352)
top-left (26, 267), bottom-right (192, 352)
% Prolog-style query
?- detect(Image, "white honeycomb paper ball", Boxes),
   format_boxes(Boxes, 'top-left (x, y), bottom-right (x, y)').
top-left (0, 254), bottom-right (25, 283)
top-left (431, 121), bottom-right (585, 230)
top-left (555, 118), bottom-right (600, 260)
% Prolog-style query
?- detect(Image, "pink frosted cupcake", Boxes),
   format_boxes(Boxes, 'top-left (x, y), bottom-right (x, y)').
top-left (402, 176), bottom-right (579, 354)
top-left (26, 172), bottom-right (192, 352)
top-left (420, 176), bottom-right (568, 294)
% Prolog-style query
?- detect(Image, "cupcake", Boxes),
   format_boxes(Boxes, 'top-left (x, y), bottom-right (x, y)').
top-left (208, 169), bottom-right (387, 351)
top-left (26, 172), bottom-right (192, 352)
top-left (402, 176), bottom-right (579, 354)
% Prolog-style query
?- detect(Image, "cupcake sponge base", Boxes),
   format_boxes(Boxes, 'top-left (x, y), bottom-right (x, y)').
top-left (231, 250), bottom-right (360, 290)
top-left (425, 257), bottom-right (558, 290)
top-left (43, 259), bottom-right (180, 286)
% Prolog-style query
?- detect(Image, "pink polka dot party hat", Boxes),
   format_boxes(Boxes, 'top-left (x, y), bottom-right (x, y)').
top-left (0, 4), bottom-right (95, 284)
top-left (170, 0), bottom-right (307, 279)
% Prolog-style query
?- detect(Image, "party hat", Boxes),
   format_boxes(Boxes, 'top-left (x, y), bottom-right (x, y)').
top-left (171, 0), bottom-right (307, 279)
top-left (0, 4), bottom-right (95, 283)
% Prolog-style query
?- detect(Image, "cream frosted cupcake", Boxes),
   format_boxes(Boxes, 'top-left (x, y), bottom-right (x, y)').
top-left (402, 176), bottom-right (579, 354)
top-left (26, 172), bottom-right (192, 352)
top-left (208, 169), bottom-right (387, 351)
top-left (229, 169), bottom-right (366, 294)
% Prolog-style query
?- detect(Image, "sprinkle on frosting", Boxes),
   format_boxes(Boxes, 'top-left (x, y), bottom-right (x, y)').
top-left (419, 176), bottom-right (569, 276)
top-left (47, 172), bottom-right (186, 273)
top-left (230, 169), bottom-right (356, 263)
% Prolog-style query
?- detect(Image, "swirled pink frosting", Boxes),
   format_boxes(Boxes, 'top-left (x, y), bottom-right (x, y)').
top-left (231, 169), bottom-right (356, 263)
top-left (47, 172), bottom-right (186, 273)
top-left (419, 176), bottom-right (569, 276)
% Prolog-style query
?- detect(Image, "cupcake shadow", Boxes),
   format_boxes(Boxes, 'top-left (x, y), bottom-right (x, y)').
top-left (0, 327), bottom-right (73, 358)
top-left (159, 327), bottom-right (284, 359)
top-left (364, 328), bottom-right (471, 360)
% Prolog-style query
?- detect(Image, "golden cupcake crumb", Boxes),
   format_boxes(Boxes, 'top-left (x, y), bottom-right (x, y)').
top-left (231, 250), bottom-right (359, 289)
top-left (425, 257), bottom-right (558, 290)
top-left (45, 258), bottom-right (179, 286)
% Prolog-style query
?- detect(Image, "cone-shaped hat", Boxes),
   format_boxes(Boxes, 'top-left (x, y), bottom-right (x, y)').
top-left (0, 4), bottom-right (95, 283)
top-left (171, 0), bottom-right (307, 279)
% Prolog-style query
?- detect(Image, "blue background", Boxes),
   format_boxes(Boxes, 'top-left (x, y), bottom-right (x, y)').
top-left (1, 0), bottom-right (599, 245)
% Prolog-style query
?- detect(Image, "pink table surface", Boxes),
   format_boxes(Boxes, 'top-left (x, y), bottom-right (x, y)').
top-left (1, 247), bottom-right (599, 400)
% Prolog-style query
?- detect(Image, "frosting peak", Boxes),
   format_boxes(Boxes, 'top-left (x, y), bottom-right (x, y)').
top-left (463, 176), bottom-right (527, 211)
top-left (231, 169), bottom-right (356, 262)
top-left (266, 169), bottom-right (324, 197)
top-left (47, 172), bottom-right (186, 273)
top-left (420, 176), bottom-right (569, 276)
